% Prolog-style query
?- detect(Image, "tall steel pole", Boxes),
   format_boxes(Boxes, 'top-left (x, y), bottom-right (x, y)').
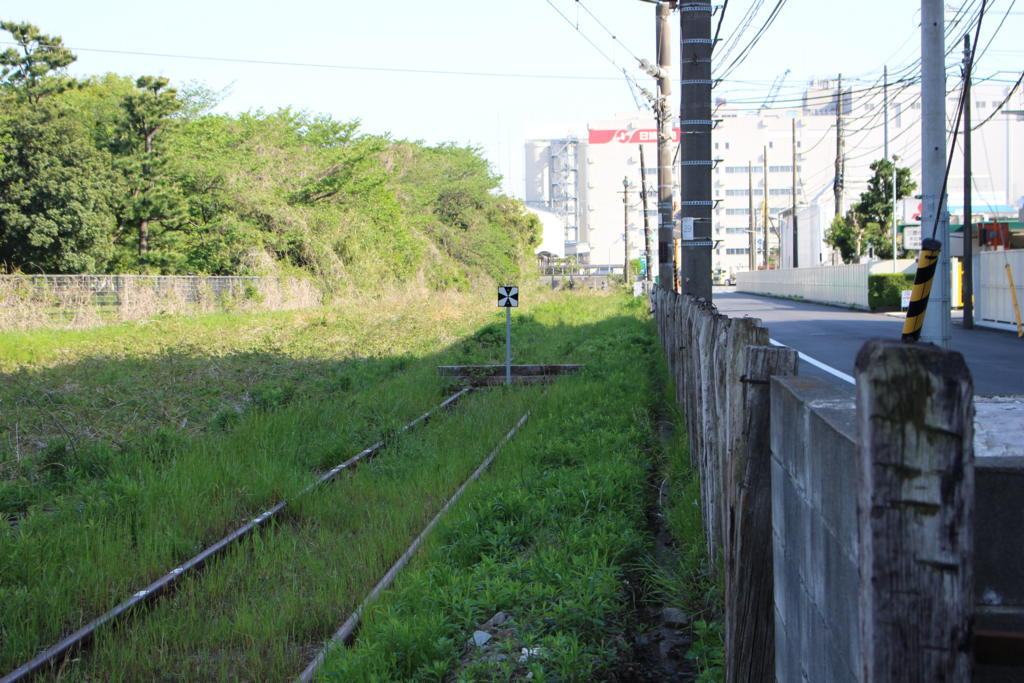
top-left (748, 162), bottom-right (756, 271)
top-left (791, 118), bottom-right (798, 267)
top-left (679, 1), bottom-right (713, 300)
top-left (885, 65), bottom-right (896, 271)
top-left (921, 0), bottom-right (952, 347)
top-left (763, 145), bottom-right (769, 268)
top-left (963, 35), bottom-right (974, 329)
top-left (639, 145), bottom-right (654, 291)
top-left (656, 2), bottom-right (676, 291)
top-left (623, 177), bottom-right (631, 283)
top-left (834, 74), bottom-right (845, 219)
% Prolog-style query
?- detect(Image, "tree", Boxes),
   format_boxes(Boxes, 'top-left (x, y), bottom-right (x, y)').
top-left (0, 22), bottom-right (76, 104)
top-left (113, 76), bottom-right (185, 261)
top-left (0, 23), bottom-right (118, 273)
top-left (825, 158), bottom-right (916, 262)
top-left (0, 104), bottom-right (119, 272)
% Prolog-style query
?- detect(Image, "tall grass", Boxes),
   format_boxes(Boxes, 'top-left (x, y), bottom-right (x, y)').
top-left (317, 294), bottom-right (662, 680)
top-left (2, 287), bottom-right (662, 679)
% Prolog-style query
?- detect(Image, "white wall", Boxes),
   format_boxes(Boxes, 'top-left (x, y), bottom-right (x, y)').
top-left (977, 251), bottom-right (1024, 333)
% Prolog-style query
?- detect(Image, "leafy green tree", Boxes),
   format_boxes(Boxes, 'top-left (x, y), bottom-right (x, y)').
top-left (827, 158), bottom-right (916, 262)
top-left (112, 76), bottom-right (185, 262)
top-left (0, 21), bottom-right (75, 103)
top-left (825, 214), bottom-right (856, 264)
top-left (0, 103), bottom-right (119, 272)
top-left (0, 23), bottom-right (119, 273)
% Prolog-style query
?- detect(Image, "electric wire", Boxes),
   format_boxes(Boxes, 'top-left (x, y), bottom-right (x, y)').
top-left (0, 41), bottom-right (629, 82)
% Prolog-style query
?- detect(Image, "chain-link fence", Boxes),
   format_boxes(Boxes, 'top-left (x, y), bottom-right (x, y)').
top-left (0, 275), bottom-right (322, 330)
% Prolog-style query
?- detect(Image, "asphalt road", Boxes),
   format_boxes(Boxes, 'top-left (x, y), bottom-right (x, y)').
top-left (711, 288), bottom-right (1024, 396)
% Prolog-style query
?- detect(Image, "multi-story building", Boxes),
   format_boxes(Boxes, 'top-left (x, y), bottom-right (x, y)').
top-left (525, 79), bottom-right (1024, 278)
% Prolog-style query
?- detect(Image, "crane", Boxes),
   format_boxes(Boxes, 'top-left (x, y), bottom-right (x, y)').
top-left (761, 69), bottom-right (791, 109)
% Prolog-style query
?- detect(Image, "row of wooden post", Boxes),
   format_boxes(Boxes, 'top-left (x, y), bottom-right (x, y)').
top-left (652, 287), bottom-right (796, 680)
top-left (651, 288), bottom-right (975, 682)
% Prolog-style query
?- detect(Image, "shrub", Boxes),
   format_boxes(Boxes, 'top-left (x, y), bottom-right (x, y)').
top-left (868, 273), bottom-right (915, 310)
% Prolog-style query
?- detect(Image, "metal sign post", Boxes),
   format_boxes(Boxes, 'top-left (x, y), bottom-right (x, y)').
top-left (498, 286), bottom-right (519, 386)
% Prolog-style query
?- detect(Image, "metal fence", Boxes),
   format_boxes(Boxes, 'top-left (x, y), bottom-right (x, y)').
top-left (0, 274), bottom-right (322, 330)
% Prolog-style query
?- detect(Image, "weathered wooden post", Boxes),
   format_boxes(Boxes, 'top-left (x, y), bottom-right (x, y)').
top-left (855, 339), bottom-right (974, 681)
top-left (725, 344), bottom-right (797, 683)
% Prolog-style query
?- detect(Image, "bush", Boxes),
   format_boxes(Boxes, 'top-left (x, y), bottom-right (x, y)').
top-left (868, 273), bottom-right (915, 310)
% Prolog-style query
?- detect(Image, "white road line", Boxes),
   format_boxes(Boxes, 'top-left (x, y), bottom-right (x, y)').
top-left (769, 338), bottom-right (855, 385)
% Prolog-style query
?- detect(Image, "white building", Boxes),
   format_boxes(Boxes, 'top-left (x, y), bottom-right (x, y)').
top-left (525, 80), bottom-right (1024, 278)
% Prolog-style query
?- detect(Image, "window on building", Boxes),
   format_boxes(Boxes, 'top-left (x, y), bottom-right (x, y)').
top-left (725, 189), bottom-right (763, 196)
top-left (725, 208), bottom-right (749, 215)
top-left (768, 165), bottom-right (793, 173)
top-left (725, 227), bottom-right (748, 234)
top-left (768, 141), bottom-right (774, 149)
top-left (725, 165), bottom-right (762, 174)
top-left (725, 247), bottom-right (750, 255)
top-left (769, 188), bottom-right (792, 195)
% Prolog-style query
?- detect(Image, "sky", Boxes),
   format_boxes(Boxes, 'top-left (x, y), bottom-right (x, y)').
top-left (2, 1), bottom-right (1021, 197)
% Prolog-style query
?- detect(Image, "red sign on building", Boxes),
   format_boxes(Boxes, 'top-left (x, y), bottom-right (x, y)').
top-left (588, 128), bottom-right (682, 144)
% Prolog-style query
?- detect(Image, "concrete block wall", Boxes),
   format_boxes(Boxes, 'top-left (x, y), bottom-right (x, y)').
top-left (770, 376), bottom-right (858, 683)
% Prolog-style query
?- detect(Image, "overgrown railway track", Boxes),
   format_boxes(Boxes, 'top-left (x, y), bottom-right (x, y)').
top-left (2, 386), bottom-right (534, 682)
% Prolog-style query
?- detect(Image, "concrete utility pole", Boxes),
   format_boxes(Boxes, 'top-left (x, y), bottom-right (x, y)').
top-left (884, 65), bottom-right (896, 271)
top-left (963, 36), bottom-right (974, 329)
top-left (622, 176), bottom-right (631, 283)
top-left (834, 73), bottom-right (845, 219)
top-left (748, 162), bottom-right (756, 271)
top-left (639, 145), bottom-right (654, 291)
top-left (921, 0), bottom-right (952, 347)
top-left (763, 145), bottom-right (769, 268)
top-left (679, 1), bottom-right (714, 300)
top-left (791, 118), bottom-right (798, 267)
top-left (656, 1), bottom-right (676, 290)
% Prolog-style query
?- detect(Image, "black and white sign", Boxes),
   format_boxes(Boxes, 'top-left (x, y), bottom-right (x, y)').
top-left (498, 286), bottom-right (519, 308)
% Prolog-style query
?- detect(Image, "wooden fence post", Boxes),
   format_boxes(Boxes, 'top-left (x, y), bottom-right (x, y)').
top-left (725, 345), bottom-right (798, 683)
top-left (855, 339), bottom-right (974, 682)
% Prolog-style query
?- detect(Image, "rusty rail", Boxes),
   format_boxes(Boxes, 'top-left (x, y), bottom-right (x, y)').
top-left (298, 411), bottom-right (531, 681)
top-left (1, 387), bottom-right (472, 683)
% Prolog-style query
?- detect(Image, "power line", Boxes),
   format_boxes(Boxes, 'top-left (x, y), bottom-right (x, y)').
top-left (575, 0), bottom-right (645, 65)
top-left (716, 0), bottom-right (789, 83)
top-left (0, 40), bottom-right (630, 82)
top-left (971, 69), bottom-right (1024, 130)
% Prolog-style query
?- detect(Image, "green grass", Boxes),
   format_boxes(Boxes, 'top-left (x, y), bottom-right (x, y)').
top-left (0, 287), bottom-right (652, 677)
top-left (315, 295), bottom-right (663, 680)
top-left (1, 288), bottom-right (722, 680)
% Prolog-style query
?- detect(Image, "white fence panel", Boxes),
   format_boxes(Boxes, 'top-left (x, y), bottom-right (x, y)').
top-left (736, 264), bottom-right (871, 309)
top-left (977, 251), bottom-right (1024, 333)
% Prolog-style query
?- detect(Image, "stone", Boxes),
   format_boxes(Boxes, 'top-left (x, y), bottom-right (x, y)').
top-left (471, 630), bottom-right (491, 647)
top-left (661, 607), bottom-right (690, 628)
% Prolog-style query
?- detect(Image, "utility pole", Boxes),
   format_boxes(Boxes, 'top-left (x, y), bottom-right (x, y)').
top-left (656, 2), bottom-right (675, 291)
top-left (963, 35), bottom-right (974, 329)
top-left (885, 65), bottom-right (895, 271)
top-left (622, 177), bottom-right (631, 284)
top-left (639, 145), bottom-right (654, 291)
top-left (679, 1), bottom-right (714, 300)
top-left (763, 145), bottom-right (769, 268)
top-left (834, 73), bottom-right (845, 219)
top-left (920, 0), bottom-right (952, 347)
top-left (748, 162), bottom-right (756, 271)
top-left (791, 118), bottom-right (798, 268)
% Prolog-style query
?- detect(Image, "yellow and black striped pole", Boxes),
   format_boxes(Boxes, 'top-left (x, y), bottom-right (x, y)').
top-left (902, 238), bottom-right (942, 342)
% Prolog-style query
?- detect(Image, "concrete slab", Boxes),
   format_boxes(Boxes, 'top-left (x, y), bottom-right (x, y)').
top-left (975, 396), bottom-right (1024, 457)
